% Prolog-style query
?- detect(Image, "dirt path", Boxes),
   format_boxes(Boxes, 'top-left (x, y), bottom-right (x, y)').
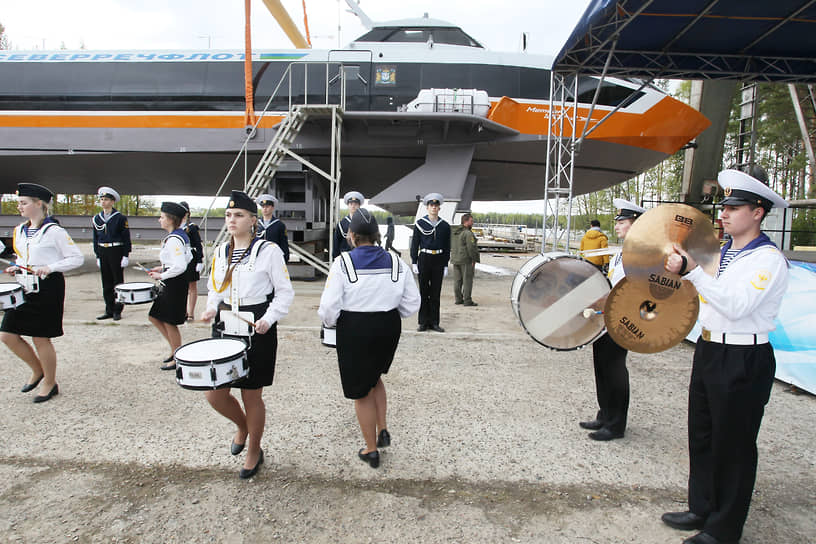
top-left (1, 248), bottom-right (813, 543)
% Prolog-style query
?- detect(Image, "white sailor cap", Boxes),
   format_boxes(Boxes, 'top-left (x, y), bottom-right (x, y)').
top-left (343, 191), bottom-right (365, 205)
top-left (717, 169), bottom-right (788, 210)
top-left (255, 194), bottom-right (278, 206)
top-left (423, 192), bottom-right (444, 206)
top-left (613, 198), bottom-right (645, 221)
top-left (97, 186), bottom-right (120, 202)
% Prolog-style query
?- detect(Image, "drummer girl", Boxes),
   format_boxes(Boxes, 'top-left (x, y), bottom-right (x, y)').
top-left (1, 183), bottom-right (84, 403)
top-left (200, 190), bottom-right (294, 479)
top-left (318, 208), bottom-right (420, 468)
top-left (148, 202), bottom-right (193, 370)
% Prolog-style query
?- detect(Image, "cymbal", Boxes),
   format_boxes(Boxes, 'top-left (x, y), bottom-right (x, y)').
top-left (603, 277), bottom-right (699, 353)
top-left (622, 204), bottom-right (720, 282)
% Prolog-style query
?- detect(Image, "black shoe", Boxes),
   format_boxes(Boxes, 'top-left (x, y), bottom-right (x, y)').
top-left (163, 355), bottom-right (175, 363)
top-left (429, 324), bottom-right (445, 332)
top-left (358, 448), bottom-right (380, 468)
top-left (588, 428), bottom-right (624, 441)
top-left (21, 374), bottom-right (44, 393)
top-left (96, 313), bottom-right (113, 320)
top-left (662, 511), bottom-right (706, 531)
top-left (682, 532), bottom-right (736, 544)
top-left (377, 429), bottom-right (391, 448)
top-left (231, 440), bottom-right (245, 456)
top-left (454, 300), bottom-right (464, 305)
top-left (463, 301), bottom-right (478, 306)
top-left (112, 313), bottom-right (122, 321)
top-left (239, 450), bottom-right (263, 479)
top-left (160, 363), bottom-right (177, 371)
top-left (33, 384), bottom-right (59, 403)
top-left (579, 418), bottom-right (604, 430)
top-left (417, 324), bottom-right (428, 332)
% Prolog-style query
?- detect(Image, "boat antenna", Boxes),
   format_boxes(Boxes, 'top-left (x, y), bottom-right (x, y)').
top-left (344, 0), bottom-right (373, 30)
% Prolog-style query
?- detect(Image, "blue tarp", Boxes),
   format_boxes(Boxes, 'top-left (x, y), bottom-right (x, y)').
top-left (554, 0), bottom-right (816, 82)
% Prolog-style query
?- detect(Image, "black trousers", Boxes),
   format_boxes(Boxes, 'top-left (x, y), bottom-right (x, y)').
top-left (591, 333), bottom-right (629, 434)
top-left (687, 339), bottom-right (775, 542)
top-left (417, 252), bottom-right (445, 327)
top-left (98, 246), bottom-right (125, 315)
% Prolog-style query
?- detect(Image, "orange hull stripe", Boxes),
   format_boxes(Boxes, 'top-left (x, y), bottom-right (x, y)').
top-left (0, 114), bottom-right (285, 129)
top-left (1, 96), bottom-right (709, 156)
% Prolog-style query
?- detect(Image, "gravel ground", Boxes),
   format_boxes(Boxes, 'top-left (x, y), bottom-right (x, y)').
top-left (1, 246), bottom-right (814, 543)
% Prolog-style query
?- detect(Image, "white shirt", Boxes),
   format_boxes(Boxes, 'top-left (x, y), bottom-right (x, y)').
top-left (13, 221), bottom-right (83, 273)
top-left (159, 233), bottom-right (192, 280)
top-left (685, 244), bottom-right (788, 334)
top-left (318, 249), bottom-right (421, 328)
top-left (206, 241), bottom-right (294, 327)
top-left (607, 249), bottom-right (625, 287)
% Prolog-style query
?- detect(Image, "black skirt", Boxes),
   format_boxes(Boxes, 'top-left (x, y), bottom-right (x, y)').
top-left (185, 259), bottom-right (200, 282)
top-left (1, 273), bottom-right (65, 338)
top-left (336, 309), bottom-right (401, 399)
top-left (148, 274), bottom-right (188, 325)
top-left (211, 301), bottom-right (277, 390)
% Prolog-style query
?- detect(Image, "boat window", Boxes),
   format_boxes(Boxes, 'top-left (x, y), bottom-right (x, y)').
top-left (574, 78), bottom-right (644, 108)
top-left (355, 27), bottom-right (483, 48)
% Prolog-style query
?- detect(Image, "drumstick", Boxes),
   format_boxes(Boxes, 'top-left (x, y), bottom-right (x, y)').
top-left (231, 311), bottom-right (257, 328)
top-left (583, 308), bottom-right (604, 318)
top-left (135, 262), bottom-right (166, 288)
top-left (0, 257), bottom-right (36, 274)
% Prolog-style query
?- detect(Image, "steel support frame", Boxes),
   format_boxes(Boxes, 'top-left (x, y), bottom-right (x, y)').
top-left (542, 71), bottom-right (578, 252)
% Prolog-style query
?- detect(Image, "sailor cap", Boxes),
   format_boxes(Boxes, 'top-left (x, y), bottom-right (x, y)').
top-left (160, 201), bottom-right (187, 219)
top-left (255, 194), bottom-right (278, 206)
top-left (16, 183), bottom-right (54, 203)
top-left (97, 186), bottom-right (120, 202)
top-left (718, 169), bottom-right (788, 210)
top-left (349, 208), bottom-right (379, 235)
top-left (343, 191), bottom-right (365, 205)
top-left (423, 192), bottom-right (444, 206)
top-left (227, 190), bottom-right (257, 213)
top-left (613, 198), bottom-right (646, 221)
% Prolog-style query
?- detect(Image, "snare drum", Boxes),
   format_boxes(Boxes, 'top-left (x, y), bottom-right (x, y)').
top-left (0, 283), bottom-right (25, 310)
top-left (115, 282), bottom-right (157, 305)
top-left (511, 252), bottom-right (610, 350)
top-left (174, 338), bottom-right (249, 390)
top-left (321, 325), bottom-right (336, 348)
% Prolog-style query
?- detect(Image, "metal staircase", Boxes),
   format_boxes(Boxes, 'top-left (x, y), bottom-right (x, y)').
top-left (208, 105), bottom-right (342, 272)
top-left (200, 60), bottom-right (349, 277)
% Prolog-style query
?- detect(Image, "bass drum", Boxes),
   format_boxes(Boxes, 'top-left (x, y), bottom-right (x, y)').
top-left (511, 252), bottom-right (610, 350)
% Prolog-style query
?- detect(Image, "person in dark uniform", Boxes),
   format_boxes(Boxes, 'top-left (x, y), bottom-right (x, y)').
top-left (255, 194), bottom-right (290, 262)
top-left (332, 191), bottom-right (364, 259)
top-left (410, 192), bottom-right (451, 332)
top-left (148, 202), bottom-right (192, 369)
top-left (384, 216), bottom-right (400, 256)
top-left (201, 190), bottom-right (294, 479)
top-left (579, 198), bottom-right (645, 441)
top-left (92, 186), bottom-right (131, 321)
top-left (661, 168), bottom-right (789, 544)
top-left (1, 183), bottom-right (83, 403)
top-left (318, 208), bottom-right (420, 468)
top-left (179, 202), bottom-right (204, 321)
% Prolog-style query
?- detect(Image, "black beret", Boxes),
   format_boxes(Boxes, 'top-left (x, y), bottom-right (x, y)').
top-left (349, 208), bottom-right (378, 235)
top-left (161, 201), bottom-right (187, 219)
top-left (17, 183), bottom-right (54, 203)
top-left (179, 201), bottom-right (190, 213)
top-left (227, 190), bottom-right (257, 213)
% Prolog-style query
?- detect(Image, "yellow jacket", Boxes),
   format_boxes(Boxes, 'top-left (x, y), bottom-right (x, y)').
top-left (579, 228), bottom-right (609, 266)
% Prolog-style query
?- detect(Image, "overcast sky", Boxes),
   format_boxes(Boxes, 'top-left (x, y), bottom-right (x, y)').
top-left (0, 0), bottom-right (592, 213)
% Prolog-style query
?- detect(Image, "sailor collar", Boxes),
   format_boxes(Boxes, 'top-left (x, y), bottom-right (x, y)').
top-left (415, 215), bottom-right (443, 236)
top-left (93, 209), bottom-right (120, 230)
